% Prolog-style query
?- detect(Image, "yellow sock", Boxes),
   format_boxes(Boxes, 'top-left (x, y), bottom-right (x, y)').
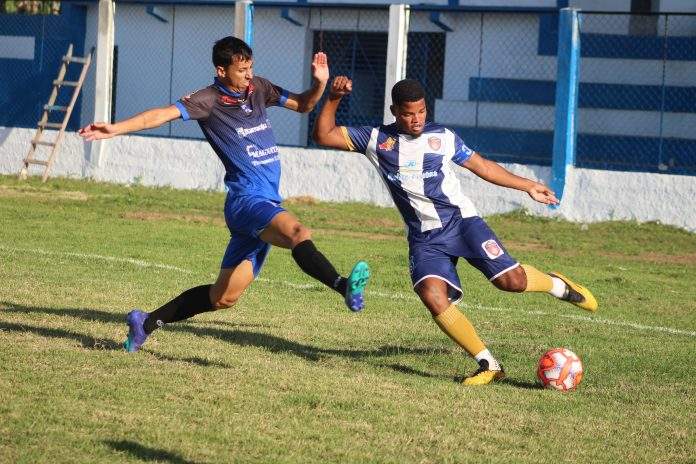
top-left (521, 264), bottom-right (553, 292)
top-left (433, 305), bottom-right (485, 357)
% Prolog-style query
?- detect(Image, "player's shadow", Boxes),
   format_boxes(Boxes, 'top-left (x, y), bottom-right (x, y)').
top-left (0, 320), bottom-right (122, 350)
top-left (170, 323), bottom-right (452, 363)
top-left (1, 301), bottom-right (538, 387)
top-left (103, 439), bottom-right (202, 464)
top-left (0, 302), bottom-right (234, 368)
top-left (500, 378), bottom-right (541, 390)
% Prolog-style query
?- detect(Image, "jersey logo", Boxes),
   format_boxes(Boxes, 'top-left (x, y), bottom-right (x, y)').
top-left (378, 137), bottom-right (396, 151)
top-left (482, 239), bottom-right (503, 259)
top-left (220, 95), bottom-right (239, 106)
top-left (218, 82), bottom-right (256, 107)
top-left (428, 136), bottom-right (441, 151)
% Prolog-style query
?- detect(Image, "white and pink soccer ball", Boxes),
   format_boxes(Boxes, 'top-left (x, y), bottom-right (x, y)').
top-left (537, 348), bottom-right (584, 391)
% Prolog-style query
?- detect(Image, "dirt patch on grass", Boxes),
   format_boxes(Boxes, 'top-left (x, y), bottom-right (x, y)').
top-left (605, 251), bottom-right (696, 266)
top-left (122, 211), bottom-right (223, 225)
top-left (503, 240), bottom-right (553, 252)
top-left (0, 185), bottom-right (88, 201)
top-left (313, 228), bottom-right (400, 241)
top-left (284, 196), bottom-right (319, 205)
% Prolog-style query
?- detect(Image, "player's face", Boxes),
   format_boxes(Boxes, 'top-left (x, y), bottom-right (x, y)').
top-left (392, 99), bottom-right (427, 136)
top-left (216, 56), bottom-right (254, 92)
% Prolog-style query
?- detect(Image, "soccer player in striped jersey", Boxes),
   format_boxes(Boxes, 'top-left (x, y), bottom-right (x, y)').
top-left (79, 38), bottom-right (370, 353)
top-left (313, 77), bottom-right (597, 385)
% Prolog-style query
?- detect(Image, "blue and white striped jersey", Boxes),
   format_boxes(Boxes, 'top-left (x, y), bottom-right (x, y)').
top-left (342, 122), bottom-right (478, 235)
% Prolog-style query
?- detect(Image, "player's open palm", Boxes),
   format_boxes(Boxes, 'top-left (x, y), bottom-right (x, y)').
top-left (311, 52), bottom-right (329, 84)
top-left (330, 76), bottom-right (352, 98)
top-left (79, 122), bottom-right (117, 141)
top-left (528, 183), bottom-right (560, 205)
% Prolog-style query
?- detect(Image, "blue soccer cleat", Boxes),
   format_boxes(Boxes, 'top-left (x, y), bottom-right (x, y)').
top-left (123, 309), bottom-right (150, 352)
top-left (344, 261), bottom-right (370, 312)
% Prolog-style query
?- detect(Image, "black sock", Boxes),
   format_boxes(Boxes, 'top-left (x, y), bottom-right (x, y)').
top-left (291, 240), bottom-right (346, 295)
top-left (144, 284), bottom-right (214, 334)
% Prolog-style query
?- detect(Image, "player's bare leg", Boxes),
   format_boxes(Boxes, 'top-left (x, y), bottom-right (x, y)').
top-left (124, 262), bottom-right (254, 352)
top-left (492, 265), bottom-right (598, 312)
top-left (416, 277), bottom-right (505, 385)
top-left (260, 211), bottom-right (370, 311)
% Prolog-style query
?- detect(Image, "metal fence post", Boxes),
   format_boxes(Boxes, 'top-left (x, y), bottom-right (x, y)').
top-left (550, 7), bottom-right (580, 205)
top-left (384, 4), bottom-right (409, 124)
top-left (235, 0), bottom-right (254, 47)
top-left (85, 0), bottom-right (115, 177)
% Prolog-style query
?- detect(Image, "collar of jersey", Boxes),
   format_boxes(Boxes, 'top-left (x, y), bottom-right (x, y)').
top-left (213, 77), bottom-right (246, 98)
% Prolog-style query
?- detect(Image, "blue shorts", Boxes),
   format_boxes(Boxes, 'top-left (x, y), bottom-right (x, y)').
top-left (408, 216), bottom-right (519, 303)
top-left (221, 195), bottom-right (285, 276)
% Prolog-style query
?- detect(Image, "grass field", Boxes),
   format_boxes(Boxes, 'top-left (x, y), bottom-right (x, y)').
top-left (1, 175), bottom-right (694, 463)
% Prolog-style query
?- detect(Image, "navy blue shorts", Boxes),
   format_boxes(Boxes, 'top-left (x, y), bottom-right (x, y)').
top-left (221, 194), bottom-right (285, 276)
top-left (408, 216), bottom-right (519, 303)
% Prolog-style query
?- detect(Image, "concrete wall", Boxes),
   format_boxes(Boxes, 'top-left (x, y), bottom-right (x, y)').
top-left (2, 126), bottom-right (694, 232)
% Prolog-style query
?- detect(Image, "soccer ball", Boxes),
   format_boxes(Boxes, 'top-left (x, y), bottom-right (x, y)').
top-left (537, 348), bottom-right (584, 391)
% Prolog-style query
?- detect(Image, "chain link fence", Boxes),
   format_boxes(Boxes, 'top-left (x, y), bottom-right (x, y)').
top-left (408, 9), bottom-right (558, 166)
top-left (577, 12), bottom-right (696, 175)
top-left (4, 2), bottom-right (695, 177)
top-left (113, 1), bottom-right (235, 139)
top-left (252, 5), bottom-right (391, 146)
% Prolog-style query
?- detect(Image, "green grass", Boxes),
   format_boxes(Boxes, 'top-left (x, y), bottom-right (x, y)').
top-left (1, 175), bottom-right (694, 463)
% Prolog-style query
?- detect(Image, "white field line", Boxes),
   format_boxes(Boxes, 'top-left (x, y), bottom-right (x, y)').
top-left (3, 245), bottom-right (695, 338)
top-left (0, 245), bottom-right (193, 274)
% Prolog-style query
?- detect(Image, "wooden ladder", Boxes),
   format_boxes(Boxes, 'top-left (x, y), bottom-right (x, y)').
top-left (19, 44), bottom-right (92, 182)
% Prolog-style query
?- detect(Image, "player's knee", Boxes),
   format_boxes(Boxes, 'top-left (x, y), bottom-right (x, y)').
top-left (290, 223), bottom-right (312, 246)
top-left (416, 282), bottom-right (449, 314)
top-left (493, 268), bottom-right (526, 293)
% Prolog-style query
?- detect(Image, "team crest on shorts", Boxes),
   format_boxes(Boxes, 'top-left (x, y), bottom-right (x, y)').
top-left (428, 136), bottom-right (441, 151)
top-left (482, 239), bottom-right (503, 259)
top-left (378, 137), bottom-right (396, 151)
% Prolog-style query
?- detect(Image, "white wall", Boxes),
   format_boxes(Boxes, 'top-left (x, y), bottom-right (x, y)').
top-left (2, 126), bottom-right (694, 232)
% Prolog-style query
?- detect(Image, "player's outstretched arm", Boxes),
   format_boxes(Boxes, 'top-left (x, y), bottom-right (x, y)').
top-left (78, 105), bottom-right (181, 141)
top-left (312, 76), bottom-right (352, 150)
top-left (284, 52), bottom-right (329, 113)
top-left (462, 152), bottom-right (560, 205)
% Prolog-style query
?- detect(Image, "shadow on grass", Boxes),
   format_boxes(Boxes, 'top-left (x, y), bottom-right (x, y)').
top-left (104, 439), bottom-right (202, 464)
top-left (1, 301), bottom-right (450, 361)
top-left (501, 378), bottom-right (541, 390)
top-left (1, 301), bottom-right (538, 388)
top-left (0, 321), bottom-right (122, 350)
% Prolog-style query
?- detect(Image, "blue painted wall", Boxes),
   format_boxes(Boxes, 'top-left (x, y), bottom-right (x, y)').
top-left (0, 3), bottom-right (87, 130)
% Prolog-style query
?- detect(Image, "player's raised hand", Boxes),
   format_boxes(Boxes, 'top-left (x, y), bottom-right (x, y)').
top-left (311, 52), bottom-right (329, 84)
top-left (329, 76), bottom-right (352, 99)
top-left (78, 122), bottom-right (118, 141)
top-left (527, 182), bottom-right (560, 205)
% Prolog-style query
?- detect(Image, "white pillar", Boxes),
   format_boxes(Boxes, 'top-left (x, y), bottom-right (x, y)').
top-left (85, 0), bottom-right (115, 177)
top-left (234, 0), bottom-right (254, 47)
top-left (383, 4), bottom-right (409, 124)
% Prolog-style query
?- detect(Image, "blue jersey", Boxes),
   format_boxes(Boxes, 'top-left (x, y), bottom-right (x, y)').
top-left (342, 122), bottom-right (478, 236)
top-left (175, 76), bottom-right (289, 202)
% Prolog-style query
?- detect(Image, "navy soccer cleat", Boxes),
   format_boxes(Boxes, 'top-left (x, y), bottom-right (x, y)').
top-left (123, 309), bottom-right (150, 352)
top-left (344, 261), bottom-right (370, 312)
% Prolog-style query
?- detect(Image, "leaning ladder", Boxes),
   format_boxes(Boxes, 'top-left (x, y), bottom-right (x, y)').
top-left (19, 44), bottom-right (92, 182)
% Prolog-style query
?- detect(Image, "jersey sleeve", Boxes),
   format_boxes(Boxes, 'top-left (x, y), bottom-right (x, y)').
top-left (175, 87), bottom-right (215, 121)
top-left (451, 131), bottom-right (475, 165)
top-left (254, 76), bottom-right (290, 108)
top-left (341, 126), bottom-right (373, 153)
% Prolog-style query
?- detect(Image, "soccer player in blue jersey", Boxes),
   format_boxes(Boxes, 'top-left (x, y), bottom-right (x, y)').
top-left (313, 76), bottom-right (597, 385)
top-left (79, 37), bottom-right (370, 352)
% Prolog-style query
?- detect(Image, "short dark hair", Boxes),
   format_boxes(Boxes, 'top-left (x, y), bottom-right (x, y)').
top-left (391, 79), bottom-right (425, 106)
top-left (212, 36), bottom-right (253, 67)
